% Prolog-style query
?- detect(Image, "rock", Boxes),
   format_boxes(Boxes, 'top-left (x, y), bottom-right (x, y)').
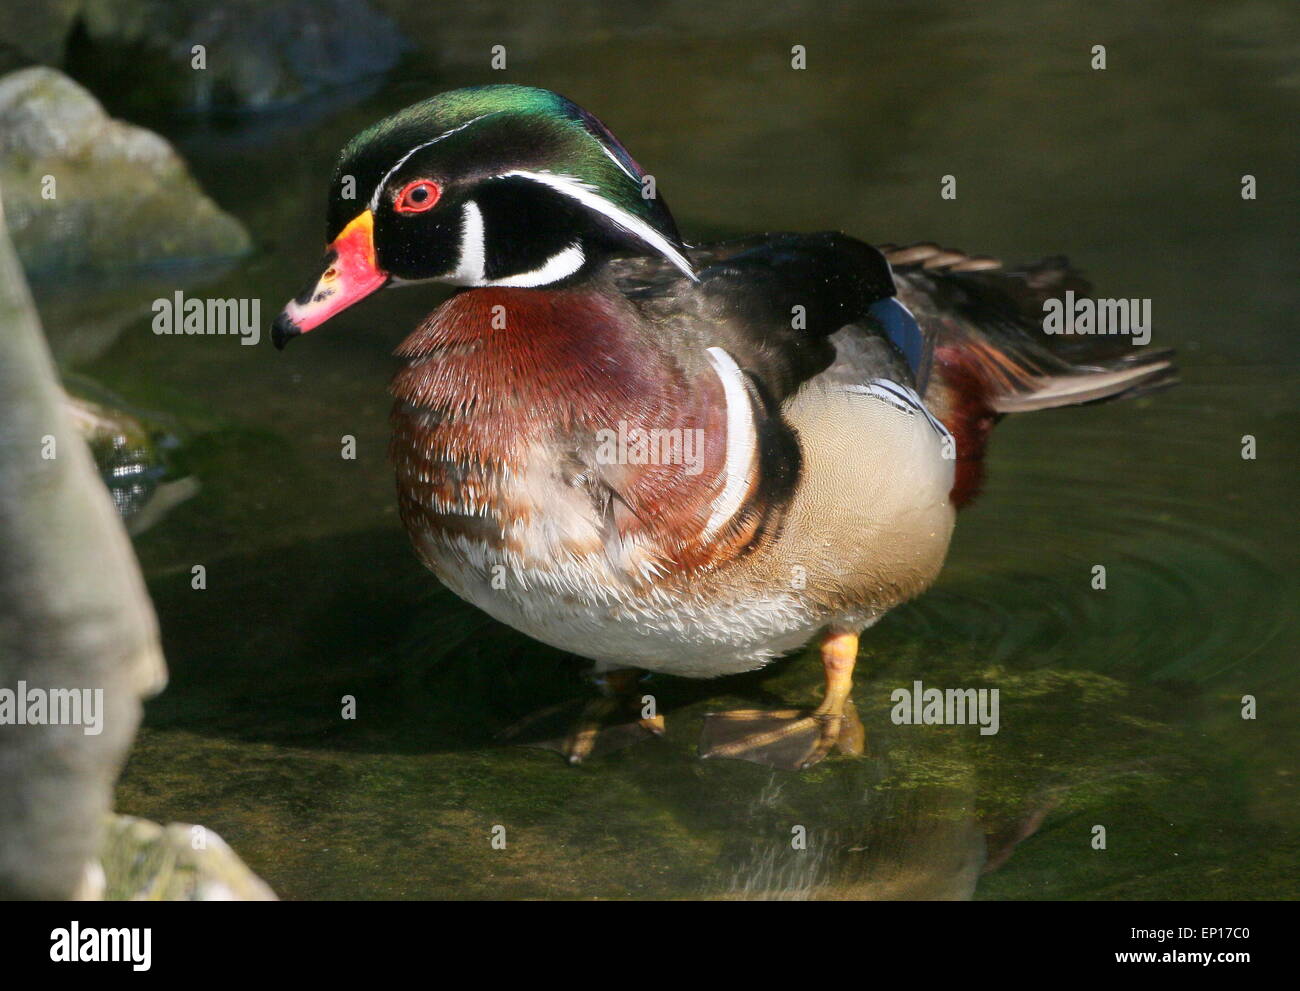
top-left (0, 66), bottom-right (250, 277)
top-left (64, 392), bottom-right (199, 534)
top-left (99, 815), bottom-right (277, 901)
top-left (0, 190), bottom-right (166, 900)
top-left (31, 262), bottom-right (241, 365)
top-left (71, 0), bottom-right (409, 114)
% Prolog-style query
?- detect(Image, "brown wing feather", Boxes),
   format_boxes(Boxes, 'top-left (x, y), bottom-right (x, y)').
top-left (882, 245), bottom-right (1176, 506)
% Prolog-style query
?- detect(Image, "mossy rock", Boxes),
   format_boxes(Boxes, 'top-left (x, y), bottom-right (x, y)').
top-left (100, 815), bottom-right (277, 900)
top-left (70, 0), bottom-right (408, 114)
top-left (0, 67), bottom-right (250, 277)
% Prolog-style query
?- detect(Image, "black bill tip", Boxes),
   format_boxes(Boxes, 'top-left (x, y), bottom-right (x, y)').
top-left (271, 311), bottom-right (301, 351)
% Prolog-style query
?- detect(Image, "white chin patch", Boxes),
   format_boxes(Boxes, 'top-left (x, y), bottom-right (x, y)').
top-left (443, 200), bottom-right (488, 286)
top-left (442, 198), bottom-right (585, 288)
top-left (490, 243), bottom-right (586, 287)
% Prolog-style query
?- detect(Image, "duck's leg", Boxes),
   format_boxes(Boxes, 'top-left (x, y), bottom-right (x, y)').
top-left (500, 668), bottom-right (665, 765)
top-left (699, 629), bottom-right (865, 770)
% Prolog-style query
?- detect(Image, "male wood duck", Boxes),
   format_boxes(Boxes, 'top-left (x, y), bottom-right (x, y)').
top-left (272, 85), bottom-right (1173, 769)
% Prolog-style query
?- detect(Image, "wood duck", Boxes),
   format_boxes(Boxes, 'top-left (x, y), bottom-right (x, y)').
top-left (272, 85), bottom-right (1174, 769)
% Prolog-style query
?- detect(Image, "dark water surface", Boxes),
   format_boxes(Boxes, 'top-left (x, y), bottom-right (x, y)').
top-left (47, 2), bottom-right (1297, 898)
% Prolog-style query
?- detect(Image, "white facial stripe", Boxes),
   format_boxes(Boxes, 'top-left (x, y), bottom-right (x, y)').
top-left (704, 347), bottom-right (758, 536)
top-left (490, 243), bottom-right (586, 287)
top-left (500, 170), bottom-right (698, 282)
top-left (597, 142), bottom-right (640, 183)
top-left (444, 200), bottom-right (487, 285)
top-left (368, 113), bottom-right (496, 211)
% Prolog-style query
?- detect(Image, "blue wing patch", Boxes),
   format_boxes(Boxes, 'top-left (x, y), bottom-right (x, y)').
top-left (869, 297), bottom-right (924, 378)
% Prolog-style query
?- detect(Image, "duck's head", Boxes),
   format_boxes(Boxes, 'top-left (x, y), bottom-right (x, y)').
top-left (271, 84), bottom-right (692, 348)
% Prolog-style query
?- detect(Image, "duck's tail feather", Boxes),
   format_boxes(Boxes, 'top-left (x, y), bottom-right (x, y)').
top-left (877, 245), bottom-right (1177, 507)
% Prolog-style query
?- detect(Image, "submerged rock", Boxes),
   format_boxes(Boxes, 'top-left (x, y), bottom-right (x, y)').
top-left (64, 393), bottom-right (198, 535)
top-left (71, 0), bottom-right (409, 114)
top-left (99, 815), bottom-right (277, 900)
top-left (0, 67), bottom-right (250, 277)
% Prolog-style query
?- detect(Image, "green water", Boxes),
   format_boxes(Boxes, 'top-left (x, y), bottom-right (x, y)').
top-left (45, 1), bottom-right (1297, 898)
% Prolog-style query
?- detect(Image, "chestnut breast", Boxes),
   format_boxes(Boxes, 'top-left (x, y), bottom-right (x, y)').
top-left (389, 284), bottom-right (767, 591)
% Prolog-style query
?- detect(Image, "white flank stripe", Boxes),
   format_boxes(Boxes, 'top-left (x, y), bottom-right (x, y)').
top-left (704, 347), bottom-right (758, 536)
top-left (846, 379), bottom-right (952, 443)
top-left (490, 243), bottom-right (586, 287)
top-left (444, 200), bottom-right (487, 285)
top-left (501, 169), bottom-right (698, 282)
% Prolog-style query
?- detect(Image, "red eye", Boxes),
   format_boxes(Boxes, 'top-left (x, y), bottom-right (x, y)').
top-left (394, 179), bottom-right (441, 214)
